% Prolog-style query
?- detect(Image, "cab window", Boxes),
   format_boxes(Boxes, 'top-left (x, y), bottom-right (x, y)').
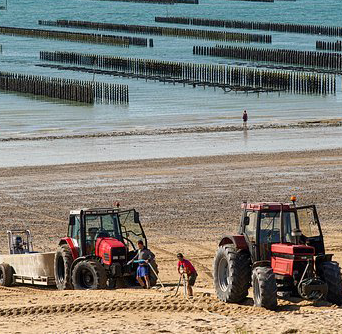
top-left (260, 211), bottom-right (281, 244)
top-left (244, 211), bottom-right (257, 243)
top-left (259, 211), bottom-right (280, 260)
top-left (297, 207), bottom-right (320, 238)
top-left (69, 215), bottom-right (80, 242)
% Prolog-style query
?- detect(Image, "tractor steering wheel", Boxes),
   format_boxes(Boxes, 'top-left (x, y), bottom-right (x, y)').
top-left (122, 236), bottom-right (136, 250)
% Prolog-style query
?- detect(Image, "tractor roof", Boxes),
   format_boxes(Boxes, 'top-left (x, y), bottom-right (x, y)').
top-left (70, 208), bottom-right (123, 215)
top-left (243, 202), bottom-right (294, 211)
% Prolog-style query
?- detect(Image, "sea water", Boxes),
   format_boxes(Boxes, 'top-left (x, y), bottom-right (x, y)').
top-left (0, 0), bottom-right (342, 139)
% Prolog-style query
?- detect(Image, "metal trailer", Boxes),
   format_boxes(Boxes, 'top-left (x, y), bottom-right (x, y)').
top-left (0, 230), bottom-right (55, 286)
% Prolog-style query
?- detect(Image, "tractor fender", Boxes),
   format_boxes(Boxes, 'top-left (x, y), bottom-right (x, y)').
top-left (70, 256), bottom-right (96, 274)
top-left (59, 237), bottom-right (79, 260)
top-left (252, 260), bottom-right (271, 269)
top-left (218, 235), bottom-right (248, 251)
top-left (315, 254), bottom-right (334, 272)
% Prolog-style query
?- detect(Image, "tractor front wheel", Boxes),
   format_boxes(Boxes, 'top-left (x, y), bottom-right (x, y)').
top-left (252, 266), bottom-right (277, 310)
top-left (320, 261), bottom-right (342, 305)
top-left (0, 263), bottom-right (13, 287)
top-left (54, 245), bottom-right (73, 290)
top-left (213, 246), bottom-right (251, 303)
top-left (72, 260), bottom-right (107, 290)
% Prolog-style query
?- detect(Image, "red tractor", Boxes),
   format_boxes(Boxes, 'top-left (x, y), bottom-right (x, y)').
top-left (54, 207), bottom-right (158, 290)
top-left (213, 198), bottom-right (342, 310)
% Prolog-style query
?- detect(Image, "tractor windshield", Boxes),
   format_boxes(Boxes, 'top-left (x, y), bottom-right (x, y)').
top-left (118, 210), bottom-right (146, 251)
top-left (85, 214), bottom-right (122, 254)
top-left (259, 211), bottom-right (296, 259)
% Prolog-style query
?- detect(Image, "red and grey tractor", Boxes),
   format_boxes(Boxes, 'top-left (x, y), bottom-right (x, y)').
top-left (54, 207), bottom-right (158, 290)
top-left (213, 198), bottom-right (342, 310)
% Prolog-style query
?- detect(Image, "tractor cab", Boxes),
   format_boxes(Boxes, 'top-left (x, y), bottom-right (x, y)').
top-left (68, 207), bottom-right (146, 259)
top-left (241, 201), bottom-right (324, 261)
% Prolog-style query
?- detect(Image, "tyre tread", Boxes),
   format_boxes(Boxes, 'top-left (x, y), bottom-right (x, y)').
top-left (321, 261), bottom-right (342, 305)
top-left (72, 260), bottom-right (107, 290)
top-left (54, 244), bottom-right (73, 290)
top-left (252, 266), bottom-right (277, 310)
top-left (213, 246), bottom-right (251, 303)
top-left (0, 263), bottom-right (13, 287)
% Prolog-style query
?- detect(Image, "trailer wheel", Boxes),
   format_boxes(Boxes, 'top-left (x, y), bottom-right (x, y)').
top-left (252, 266), bottom-right (277, 310)
top-left (320, 261), bottom-right (342, 305)
top-left (54, 245), bottom-right (73, 290)
top-left (213, 246), bottom-right (251, 303)
top-left (72, 260), bottom-right (107, 290)
top-left (0, 263), bottom-right (13, 287)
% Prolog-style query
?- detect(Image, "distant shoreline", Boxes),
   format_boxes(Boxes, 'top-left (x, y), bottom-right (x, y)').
top-left (1, 119), bottom-right (341, 143)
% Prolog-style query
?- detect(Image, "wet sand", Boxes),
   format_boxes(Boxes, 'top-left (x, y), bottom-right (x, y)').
top-left (1, 124), bottom-right (342, 167)
top-left (1, 148), bottom-right (342, 333)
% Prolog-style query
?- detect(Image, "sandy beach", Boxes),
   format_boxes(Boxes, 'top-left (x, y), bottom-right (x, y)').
top-left (1, 0), bottom-right (342, 332)
top-left (1, 147), bottom-right (342, 333)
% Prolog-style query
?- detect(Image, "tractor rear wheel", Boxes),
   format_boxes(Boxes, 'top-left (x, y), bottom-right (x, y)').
top-left (149, 260), bottom-right (159, 287)
top-left (54, 245), bottom-right (73, 290)
top-left (252, 266), bottom-right (277, 310)
top-left (0, 263), bottom-right (13, 287)
top-left (213, 246), bottom-right (251, 303)
top-left (320, 261), bottom-right (342, 305)
top-left (72, 260), bottom-right (107, 290)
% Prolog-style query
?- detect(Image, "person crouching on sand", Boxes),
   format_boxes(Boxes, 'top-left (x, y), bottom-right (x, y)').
top-left (129, 240), bottom-right (155, 289)
top-left (177, 253), bottom-right (198, 297)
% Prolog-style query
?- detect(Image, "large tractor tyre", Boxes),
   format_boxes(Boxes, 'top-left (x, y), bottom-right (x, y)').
top-left (213, 246), bottom-right (251, 303)
top-left (320, 261), bottom-right (342, 305)
top-left (72, 260), bottom-right (107, 290)
top-left (54, 244), bottom-right (74, 290)
top-left (149, 260), bottom-right (159, 287)
top-left (0, 263), bottom-right (13, 287)
top-left (252, 266), bottom-right (277, 310)
top-left (124, 274), bottom-right (139, 287)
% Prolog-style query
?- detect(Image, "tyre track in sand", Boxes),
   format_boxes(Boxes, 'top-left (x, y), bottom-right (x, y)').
top-left (0, 285), bottom-right (54, 294)
top-left (0, 294), bottom-right (273, 318)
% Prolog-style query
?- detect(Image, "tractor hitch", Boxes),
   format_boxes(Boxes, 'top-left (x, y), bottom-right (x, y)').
top-left (297, 277), bottom-right (328, 301)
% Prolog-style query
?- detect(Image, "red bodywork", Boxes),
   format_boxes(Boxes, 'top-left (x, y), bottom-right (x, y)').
top-left (95, 238), bottom-right (126, 265)
top-left (271, 244), bottom-right (315, 276)
top-left (243, 202), bottom-right (293, 211)
top-left (60, 237), bottom-right (79, 259)
top-left (219, 235), bottom-right (248, 250)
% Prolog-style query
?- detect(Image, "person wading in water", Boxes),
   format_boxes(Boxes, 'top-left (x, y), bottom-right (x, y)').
top-left (242, 110), bottom-right (248, 128)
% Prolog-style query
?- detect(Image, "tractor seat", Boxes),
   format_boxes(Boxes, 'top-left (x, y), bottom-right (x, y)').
top-left (97, 231), bottom-right (110, 238)
top-left (259, 229), bottom-right (280, 244)
top-left (88, 227), bottom-right (99, 235)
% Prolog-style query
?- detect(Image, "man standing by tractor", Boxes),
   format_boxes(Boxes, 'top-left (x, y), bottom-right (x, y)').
top-left (177, 253), bottom-right (197, 297)
top-left (129, 240), bottom-right (155, 289)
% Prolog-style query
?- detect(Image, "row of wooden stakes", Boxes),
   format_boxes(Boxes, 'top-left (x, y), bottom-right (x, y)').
top-left (38, 20), bottom-right (272, 43)
top-left (193, 45), bottom-right (342, 71)
top-left (0, 72), bottom-right (129, 104)
top-left (155, 16), bottom-right (342, 37)
top-left (39, 51), bottom-right (336, 95)
top-left (0, 25), bottom-right (149, 47)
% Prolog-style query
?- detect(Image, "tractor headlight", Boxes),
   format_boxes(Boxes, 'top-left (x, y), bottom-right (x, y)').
top-left (119, 255), bottom-right (126, 260)
top-left (112, 255), bottom-right (119, 260)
